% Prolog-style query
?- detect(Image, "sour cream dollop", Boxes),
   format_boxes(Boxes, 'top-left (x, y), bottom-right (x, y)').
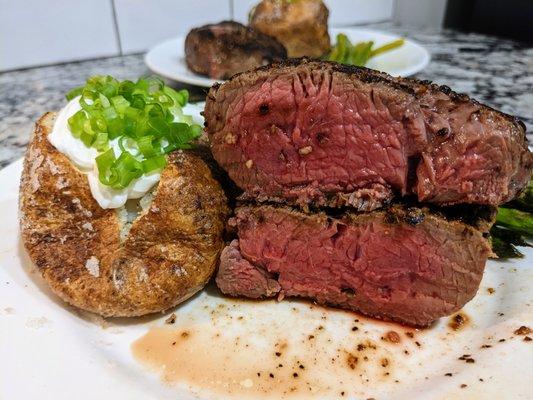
top-left (48, 96), bottom-right (204, 209)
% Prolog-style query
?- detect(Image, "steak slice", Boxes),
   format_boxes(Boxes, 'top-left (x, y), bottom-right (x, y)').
top-left (185, 21), bottom-right (287, 80)
top-left (205, 59), bottom-right (532, 211)
top-left (216, 204), bottom-right (492, 327)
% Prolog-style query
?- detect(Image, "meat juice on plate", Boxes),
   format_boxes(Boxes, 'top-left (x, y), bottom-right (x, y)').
top-left (131, 257), bottom-right (532, 400)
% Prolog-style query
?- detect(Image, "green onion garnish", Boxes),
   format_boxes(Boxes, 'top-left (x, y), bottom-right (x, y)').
top-left (65, 75), bottom-right (201, 189)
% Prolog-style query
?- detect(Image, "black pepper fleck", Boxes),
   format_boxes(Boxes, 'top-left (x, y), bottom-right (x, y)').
top-left (259, 103), bottom-right (269, 115)
top-left (436, 127), bottom-right (450, 137)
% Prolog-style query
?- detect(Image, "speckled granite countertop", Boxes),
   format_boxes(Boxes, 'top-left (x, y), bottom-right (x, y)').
top-left (1, 25), bottom-right (531, 169)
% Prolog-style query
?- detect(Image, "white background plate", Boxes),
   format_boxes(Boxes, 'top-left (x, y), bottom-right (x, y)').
top-left (1, 106), bottom-right (531, 399)
top-left (145, 27), bottom-right (430, 87)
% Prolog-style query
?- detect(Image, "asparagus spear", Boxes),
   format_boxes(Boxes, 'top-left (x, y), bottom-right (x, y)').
top-left (490, 180), bottom-right (533, 258)
top-left (495, 207), bottom-right (533, 237)
top-left (326, 35), bottom-right (404, 67)
top-left (490, 225), bottom-right (531, 259)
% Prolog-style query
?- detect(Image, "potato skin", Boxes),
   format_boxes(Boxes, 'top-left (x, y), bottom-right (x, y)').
top-left (250, 0), bottom-right (330, 58)
top-left (19, 112), bottom-right (229, 317)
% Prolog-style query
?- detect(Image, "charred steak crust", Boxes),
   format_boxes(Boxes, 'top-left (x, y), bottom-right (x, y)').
top-left (216, 204), bottom-right (492, 327)
top-left (211, 58), bottom-right (525, 126)
top-left (185, 21), bottom-right (287, 80)
top-left (205, 58), bottom-right (532, 210)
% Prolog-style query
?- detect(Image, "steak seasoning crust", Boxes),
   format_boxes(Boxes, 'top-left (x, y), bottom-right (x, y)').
top-left (205, 59), bottom-right (532, 211)
top-left (185, 21), bottom-right (287, 80)
top-left (20, 113), bottom-right (229, 317)
top-left (217, 205), bottom-right (492, 327)
top-left (208, 58), bottom-right (531, 327)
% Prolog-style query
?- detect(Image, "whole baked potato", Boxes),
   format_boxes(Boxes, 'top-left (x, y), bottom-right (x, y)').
top-left (249, 0), bottom-right (330, 58)
top-left (20, 112), bottom-right (228, 317)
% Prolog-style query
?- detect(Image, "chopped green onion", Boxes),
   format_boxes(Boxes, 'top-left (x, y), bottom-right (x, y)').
top-left (111, 95), bottom-right (130, 114)
top-left (136, 135), bottom-right (159, 157)
top-left (67, 110), bottom-right (87, 138)
top-left (95, 148), bottom-right (117, 187)
top-left (93, 132), bottom-right (109, 151)
top-left (66, 87), bottom-right (83, 101)
top-left (142, 155), bottom-right (167, 173)
top-left (65, 75), bottom-right (201, 188)
top-left (114, 152), bottom-right (144, 188)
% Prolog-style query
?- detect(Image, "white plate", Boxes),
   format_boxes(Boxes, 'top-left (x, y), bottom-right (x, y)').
top-left (1, 112), bottom-right (532, 399)
top-left (145, 27), bottom-right (430, 87)
top-left (330, 28), bottom-right (430, 77)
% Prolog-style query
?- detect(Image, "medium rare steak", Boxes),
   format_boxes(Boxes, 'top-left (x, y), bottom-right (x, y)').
top-left (216, 204), bottom-right (493, 327)
top-left (205, 59), bottom-right (532, 211)
top-left (185, 21), bottom-right (287, 80)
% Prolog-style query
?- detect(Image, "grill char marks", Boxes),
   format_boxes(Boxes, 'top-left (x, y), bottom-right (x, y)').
top-left (209, 58), bottom-right (531, 327)
top-left (205, 59), bottom-right (532, 211)
top-left (185, 21), bottom-right (287, 80)
top-left (216, 204), bottom-right (492, 327)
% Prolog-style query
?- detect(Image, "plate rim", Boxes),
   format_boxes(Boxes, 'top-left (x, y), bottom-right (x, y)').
top-left (144, 27), bottom-right (431, 87)
top-left (144, 39), bottom-right (220, 87)
top-left (2, 152), bottom-right (532, 399)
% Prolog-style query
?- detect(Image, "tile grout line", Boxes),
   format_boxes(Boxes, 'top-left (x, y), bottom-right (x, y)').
top-left (392, 0), bottom-right (399, 24)
top-left (110, 0), bottom-right (123, 56)
top-left (229, 0), bottom-right (234, 20)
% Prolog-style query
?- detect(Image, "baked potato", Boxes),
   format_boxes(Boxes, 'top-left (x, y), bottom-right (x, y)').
top-left (20, 112), bottom-right (229, 317)
top-left (249, 0), bottom-right (330, 58)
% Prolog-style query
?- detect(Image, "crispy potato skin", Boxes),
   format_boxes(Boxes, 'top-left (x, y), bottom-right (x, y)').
top-left (250, 0), bottom-right (330, 58)
top-left (19, 113), bottom-right (229, 317)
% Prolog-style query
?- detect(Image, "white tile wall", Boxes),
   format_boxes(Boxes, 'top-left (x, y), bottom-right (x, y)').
top-left (0, 0), bottom-right (119, 71)
top-left (394, 0), bottom-right (447, 28)
top-left (231, 0), bottom-right (261, 23)
top-left (326, 0), bottom-right (394, 26)
top-left (1, 0), bottom-right (439, 72)
top-left (114, 0), bottom-right (232, 54)
top-left (232, 0), bottom-right (395, 26)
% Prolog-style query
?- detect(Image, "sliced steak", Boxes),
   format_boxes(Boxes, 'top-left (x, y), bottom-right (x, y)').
top-left (185, 21), bottom-right (287, 80)
top-left (216, 204), bottom-right (492, 327)
top-left (205, 59), bottom-right (532, 211)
